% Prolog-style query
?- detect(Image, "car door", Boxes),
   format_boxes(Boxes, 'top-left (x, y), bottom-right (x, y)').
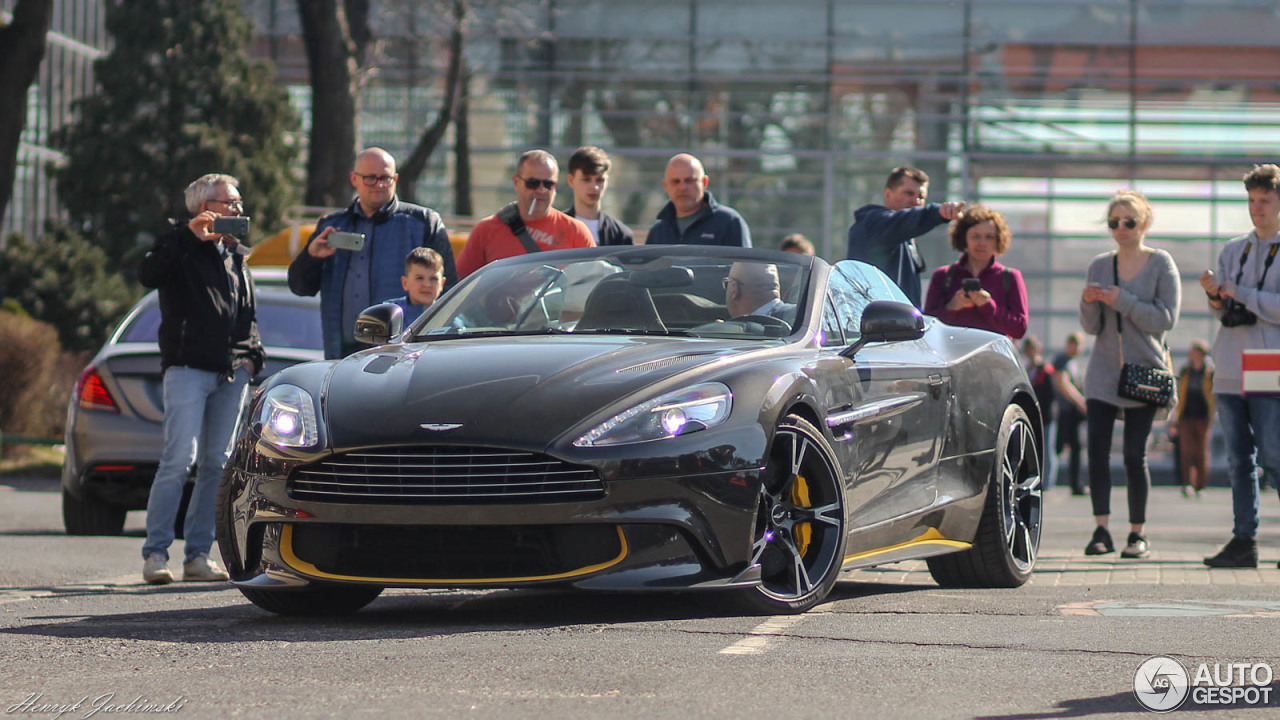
top-left (820, 261), bottom-right (952, 531)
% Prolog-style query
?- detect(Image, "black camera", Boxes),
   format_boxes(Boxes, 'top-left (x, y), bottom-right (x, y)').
top-left (212, 216), bottom-right (250, 236)
top-left (1220, 298), bottom-right (1257, 327)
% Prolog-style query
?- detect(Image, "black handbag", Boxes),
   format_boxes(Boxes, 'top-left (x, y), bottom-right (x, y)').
top-left (1111, 254), bottom-right (1175, 407)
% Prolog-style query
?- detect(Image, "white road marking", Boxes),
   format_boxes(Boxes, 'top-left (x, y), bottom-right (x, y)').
top-left (718, 614), bottom-right (810, 655)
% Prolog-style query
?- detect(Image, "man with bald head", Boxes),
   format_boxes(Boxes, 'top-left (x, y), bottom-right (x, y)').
top-left (289, 147), bottom-right (456, 358)
top-left (646, 153), bottom-right (752, 246)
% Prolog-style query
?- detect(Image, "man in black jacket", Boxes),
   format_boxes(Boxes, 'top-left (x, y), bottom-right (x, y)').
top-left (137, 173), bottom-right (264, 585)
top-left (646, 153), bottom-right (752, 247)
top-left (564, 145), bottom-right (634, 246)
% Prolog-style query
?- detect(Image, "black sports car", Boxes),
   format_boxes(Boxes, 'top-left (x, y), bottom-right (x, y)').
top-left (218, 246), bottom-right (1043, 615)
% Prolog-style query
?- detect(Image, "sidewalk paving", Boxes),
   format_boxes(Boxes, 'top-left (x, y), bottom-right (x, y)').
top-left (849, 485), bottom-right (1280, 586)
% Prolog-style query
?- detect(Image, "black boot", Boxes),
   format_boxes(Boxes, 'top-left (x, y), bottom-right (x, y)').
top-left (1204, 536), bottom-right (1258, 568)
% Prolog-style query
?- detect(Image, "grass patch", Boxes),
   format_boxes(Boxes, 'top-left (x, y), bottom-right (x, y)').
top-left (0, 444), bottom-right (64, 479)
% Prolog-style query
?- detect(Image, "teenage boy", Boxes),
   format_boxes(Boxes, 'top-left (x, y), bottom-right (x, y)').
top-left (564, 146), bottom-right (634, 246)
top-left (386, 247), bottom-right (445, 324)
top-left (1202, 163), bottom-right (1280, 569)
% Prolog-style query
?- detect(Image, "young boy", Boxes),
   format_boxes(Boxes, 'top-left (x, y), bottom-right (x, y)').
top-left (387, 247), bottom-right (445, 324)
top-left (564, 145), bottom-right (634, 246)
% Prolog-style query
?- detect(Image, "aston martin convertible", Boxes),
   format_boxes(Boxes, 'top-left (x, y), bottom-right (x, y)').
top-left (217, 246), bottom-right (1043, 615)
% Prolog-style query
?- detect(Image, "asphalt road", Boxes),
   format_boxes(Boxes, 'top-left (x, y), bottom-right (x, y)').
top-left (2, 469), bottom-right (1278, 719)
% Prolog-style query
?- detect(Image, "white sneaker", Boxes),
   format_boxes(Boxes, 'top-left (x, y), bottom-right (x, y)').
top-left (183, 554), bottom-right (230, 582)
top-left (143, 554), bottom-right (173, 585)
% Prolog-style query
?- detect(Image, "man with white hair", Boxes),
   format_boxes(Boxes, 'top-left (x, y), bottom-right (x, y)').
top-left (725, 262), bottom-right (794, 323)
top-left (136, 173), bottom-right (264, 585)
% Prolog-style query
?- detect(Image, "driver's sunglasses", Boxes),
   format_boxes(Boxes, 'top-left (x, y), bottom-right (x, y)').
top-left (721, 277), bottom-right (742, 290)
top-left (1107, 217), bottom-right (1138, 230)
top-left (517, 176), bottom-right (557, 191)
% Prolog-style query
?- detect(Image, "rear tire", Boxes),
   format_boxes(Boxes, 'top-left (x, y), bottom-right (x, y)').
top-left (733, 414), bottom-right (847, 614)
top-left (927, 403), bottom-right (1042, 588)
top-left (238, 586), bottom-right (383, 616)
top-left (62, 489), bottom-right (126, 536)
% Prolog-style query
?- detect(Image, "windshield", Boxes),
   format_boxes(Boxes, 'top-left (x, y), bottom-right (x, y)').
top-left (412, 253), bottom-right (809, 341)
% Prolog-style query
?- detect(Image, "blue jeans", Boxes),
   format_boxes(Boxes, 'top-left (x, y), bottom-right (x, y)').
top-left (142, 366), bottom-right (249, 563)
top-left (1215, 393), bottom-right (1280, 539)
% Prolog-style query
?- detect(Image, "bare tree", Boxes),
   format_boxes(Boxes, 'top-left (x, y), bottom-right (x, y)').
top-left (398, 0), bottom-right (465, 202)
top-left (0, 0), bottom-right (53, 229)
top-left (297, 0), bottom-right (370, 207)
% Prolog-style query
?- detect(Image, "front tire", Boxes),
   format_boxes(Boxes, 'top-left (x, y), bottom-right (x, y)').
top-left (927, 403), bottom-right (1042, 588)
top-left (734, 414), bottom-right (847, 614)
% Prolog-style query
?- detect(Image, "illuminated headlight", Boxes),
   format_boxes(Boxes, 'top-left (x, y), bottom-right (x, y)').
top-left (257, 384), bottom-right (319, 448)
top-left (573, 382), bottom-right (732, 447)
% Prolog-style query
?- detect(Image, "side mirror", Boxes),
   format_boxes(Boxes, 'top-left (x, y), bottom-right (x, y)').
top-left (354, 303), bottom-right (404, 346)
top-left (841, 300), bottom-right (925, 356)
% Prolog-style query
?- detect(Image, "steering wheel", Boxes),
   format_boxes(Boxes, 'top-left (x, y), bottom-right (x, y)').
top-left (733, 314), bottom-right (792, 332)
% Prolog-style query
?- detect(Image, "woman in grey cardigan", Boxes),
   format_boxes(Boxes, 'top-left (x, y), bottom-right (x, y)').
top-left (1079, 190), bottom-right (1181, 559)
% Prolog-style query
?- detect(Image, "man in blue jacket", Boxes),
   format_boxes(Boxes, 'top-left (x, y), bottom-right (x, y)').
top-left (646, 153), bottom-right (751, 247)
top-left (289, 147), bottom-right (456, 358)
top-left (846, 166), bottom-right (964, 307)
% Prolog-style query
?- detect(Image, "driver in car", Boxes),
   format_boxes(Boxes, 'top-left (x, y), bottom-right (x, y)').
top-left (725, 262), bottom-right (796, 326)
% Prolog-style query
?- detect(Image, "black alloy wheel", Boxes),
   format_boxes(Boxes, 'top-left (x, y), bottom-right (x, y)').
top-left (737, 414), bottom-right (847, 614)
top-left (927, 403), bottom-right (1042, 587)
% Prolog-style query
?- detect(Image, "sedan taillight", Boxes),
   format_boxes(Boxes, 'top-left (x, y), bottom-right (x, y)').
top-left (77, 367), bottom-right (120, 413)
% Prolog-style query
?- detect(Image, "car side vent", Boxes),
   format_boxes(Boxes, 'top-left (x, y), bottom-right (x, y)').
top-left (288, 446), bottom-right (605, 505)
top-left (615, 353), bottom-right (716, 374)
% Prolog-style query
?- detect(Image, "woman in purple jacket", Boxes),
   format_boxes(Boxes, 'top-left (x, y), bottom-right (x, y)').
top-left (923, 205), bottom-right (1028, 339)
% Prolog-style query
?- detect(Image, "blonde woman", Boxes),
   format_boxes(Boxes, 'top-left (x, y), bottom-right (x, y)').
top-left (1079, 190), bottom-right (1181, 559)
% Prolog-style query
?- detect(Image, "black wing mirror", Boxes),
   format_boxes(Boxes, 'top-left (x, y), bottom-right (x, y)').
top-left (354, 303), bottom-right (404, 346)
top-left (841, 300), bottom-right (925, 357)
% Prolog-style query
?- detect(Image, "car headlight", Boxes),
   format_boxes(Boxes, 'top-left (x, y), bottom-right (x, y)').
top-left (573, 382), bottom-right (732, 447)
top-left (257, 384), bottom-right (319, 448)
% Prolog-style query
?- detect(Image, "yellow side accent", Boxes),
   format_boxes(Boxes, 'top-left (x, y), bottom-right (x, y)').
top-left (247, 225), bottom-right (469, 267)
top-left (790, 474), bottom-right (812, 556)
top-left (280, 524), bottom-right (629, 585)
top-left (841, 527), bottom-right (971, 565)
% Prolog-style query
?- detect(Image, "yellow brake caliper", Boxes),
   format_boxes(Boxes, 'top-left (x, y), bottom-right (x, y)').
top-left (790, 474), bottom-right (812, 556)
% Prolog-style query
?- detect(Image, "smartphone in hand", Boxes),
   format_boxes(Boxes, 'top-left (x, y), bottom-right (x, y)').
top-left (328, 231), bottom-right (366, 251)
top-left (962, 278), bottom-right (982, 293)
top-left (212, 216), bottom-right (250, 235)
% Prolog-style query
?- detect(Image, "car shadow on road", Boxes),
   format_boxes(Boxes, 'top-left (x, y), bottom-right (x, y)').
top-left (974, 682), bottom-right (1280, 718)
top-left (0, 581), bottom-right (934, 644)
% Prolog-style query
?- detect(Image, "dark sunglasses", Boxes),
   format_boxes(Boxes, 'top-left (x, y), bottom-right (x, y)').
top-left (1107, 217), bottom-right (1138, 230)
top-left (517, 176), bottom-right (557, 191)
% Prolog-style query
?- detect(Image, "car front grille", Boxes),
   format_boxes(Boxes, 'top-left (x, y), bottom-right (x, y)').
top-left (284, 523), bottom-right (625, 581)
top-left (287, 446), bottom-right (605, 505)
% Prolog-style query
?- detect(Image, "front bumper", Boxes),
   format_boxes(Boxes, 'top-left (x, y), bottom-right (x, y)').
top-left (220, 432), bottom-right (769, 592)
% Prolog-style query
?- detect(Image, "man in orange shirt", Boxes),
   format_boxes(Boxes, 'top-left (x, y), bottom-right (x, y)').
top-left (456, 149), bottom-right (596, 278)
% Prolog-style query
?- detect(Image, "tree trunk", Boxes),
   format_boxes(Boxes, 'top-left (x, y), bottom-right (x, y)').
top-left (298, 0), bottom-right (360, 208)
top-left (0, 0), bottom-right (54, 230)
top-left (399, 0), bottom-right (465, 203)
top-left (453, 64), bottom-right (472, 217)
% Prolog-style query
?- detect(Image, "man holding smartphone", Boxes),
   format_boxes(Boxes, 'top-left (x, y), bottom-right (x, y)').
top-left (136, 173), bottom-right (264, 584)
top-left (289, 147), bottom-right (457, 358)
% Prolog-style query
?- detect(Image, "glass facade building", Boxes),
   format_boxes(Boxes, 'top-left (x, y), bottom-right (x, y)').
top-left (9, 1), bottom-right (1280, 356)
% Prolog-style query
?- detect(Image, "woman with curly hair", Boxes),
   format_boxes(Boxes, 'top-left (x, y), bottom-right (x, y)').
top-left (923, 204), bottom-right (1028, 338)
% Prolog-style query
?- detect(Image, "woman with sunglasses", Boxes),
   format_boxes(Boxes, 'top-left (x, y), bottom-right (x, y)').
top-left (1079, 190), bottom-right (1182, 559)
top-left (923, 204), bottom-right (1028, 338)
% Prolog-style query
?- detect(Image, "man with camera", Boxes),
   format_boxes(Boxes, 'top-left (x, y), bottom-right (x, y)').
top-left (289, 147), bottom-right (456, 358)
top-left (137, 173), bottom-right (264, 584)
top-left (1201, 163), bottom-right (1280, 569)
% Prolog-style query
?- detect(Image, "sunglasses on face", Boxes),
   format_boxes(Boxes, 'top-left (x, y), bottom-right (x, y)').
top-left (517, 176), bottom-right (557, 191)
top-left (1107, 217), bottom-right (1138, 230)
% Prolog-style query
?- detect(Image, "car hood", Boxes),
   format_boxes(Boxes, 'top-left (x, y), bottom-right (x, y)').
top-left (320, 336), bottom-right (760, 450)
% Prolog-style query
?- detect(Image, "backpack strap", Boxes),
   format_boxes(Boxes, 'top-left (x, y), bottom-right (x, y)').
top-left (944, 265), bottom-right (957, 295)
top-left (496, 203), bottom-right (541, 255)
